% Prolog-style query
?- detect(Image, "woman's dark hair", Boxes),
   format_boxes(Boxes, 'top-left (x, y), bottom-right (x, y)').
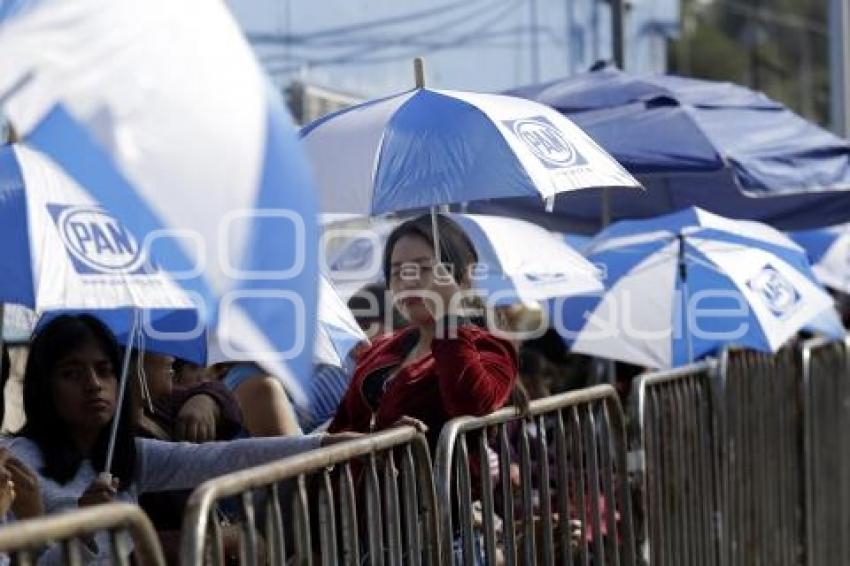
top-left (382, 214), bottom-right (526, 411)
top-left (382, 213), bottom-right (479, 287)
top-left (19, 315), bottom-right (136, 488)
top-left (347, 282), bottom-right (406, 332)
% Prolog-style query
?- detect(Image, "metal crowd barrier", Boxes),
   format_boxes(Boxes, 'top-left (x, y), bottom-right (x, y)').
top-left (801, 336), bottom-right (850, 566)
top-left (180, 426), bottom-right (441, 566)
top-left (434, 384), bottom-right (636, 566)
top-left (718, 347), bottom-right (804, 566)
top-left (635, 361), bottom-right (720, 566)
top-left (0, 502), bottom-right (165, 565)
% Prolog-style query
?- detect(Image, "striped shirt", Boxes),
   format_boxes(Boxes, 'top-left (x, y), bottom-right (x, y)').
top-left (297, 363), bottom-right (353, 432)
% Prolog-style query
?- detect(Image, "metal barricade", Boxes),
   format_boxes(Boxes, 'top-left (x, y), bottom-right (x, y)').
top-left (801, 336), bottom-right (850, 566)
top-left (0, 502), bottom-right (164, 566)
top-left (635, 361), bottom-right (720, 566)
top-left (180, 426), bottom-right (441, 566)
top-left (434, 384), bottom-right (636, 566)
top-left (718, 347), bottom-right (804, 566)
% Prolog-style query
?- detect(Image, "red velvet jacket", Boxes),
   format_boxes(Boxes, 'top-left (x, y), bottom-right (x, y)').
top-left (329, 323), bottom-right (518, 448)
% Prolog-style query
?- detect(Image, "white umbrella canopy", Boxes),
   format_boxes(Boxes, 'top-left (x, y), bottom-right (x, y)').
top-left (324, 213), bottom-right (602, 307)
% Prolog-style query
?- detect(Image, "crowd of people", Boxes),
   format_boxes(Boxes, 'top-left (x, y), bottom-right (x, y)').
top-left (1, 211), bottom-right (845, 565)
top-left (0, 213), bottom-right (557, 564)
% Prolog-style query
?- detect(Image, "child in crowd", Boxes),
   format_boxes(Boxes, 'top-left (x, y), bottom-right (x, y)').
top-left (4, 314), bottom-right (360, 564)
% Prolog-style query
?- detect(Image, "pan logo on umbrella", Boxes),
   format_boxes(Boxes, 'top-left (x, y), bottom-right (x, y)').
top-left (47, 204), bottom-right (149, 276)
top-left (504, 116), bottom-right (587, 170)
top-left (747, 264), bottom-right (801, 318)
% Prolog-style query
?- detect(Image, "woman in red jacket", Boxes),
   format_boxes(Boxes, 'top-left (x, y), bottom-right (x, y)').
top-left (329, 213), bottom-right (517, 448)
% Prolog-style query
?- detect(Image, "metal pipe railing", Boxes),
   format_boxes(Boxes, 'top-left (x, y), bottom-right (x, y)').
top-left (434, 384), bottom-right (636, 566)
top-left (0, 502), bottom-right (164, 566)
top-left (800, 335), bottom-right (850, 566)
top-left (180, 426), bottom-right (441, 566)
top-left (635, 361), bottom-right (720, 566)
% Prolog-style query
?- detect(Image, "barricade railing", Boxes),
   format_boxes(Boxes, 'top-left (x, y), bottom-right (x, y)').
top-left (718, 347), bottom-right (804, 566)
top-left (635, 361), bottom-right (720, 566)
top-left (434, 384), bottom-right (636, 566)
top-left (0, 502), bottom-right (164, 566)
top-left (801, 335), bottom-right (850, 566)
top-left (180, 426), bottom-right (440, 566)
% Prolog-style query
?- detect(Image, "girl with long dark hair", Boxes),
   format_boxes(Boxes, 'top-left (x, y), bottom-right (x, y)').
top-left (5, 314), bottom-right (358, 563)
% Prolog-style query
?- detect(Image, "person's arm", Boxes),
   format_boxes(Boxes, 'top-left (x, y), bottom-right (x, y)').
top-left (136, 435), bottom-right (323, 493)
top-left (431, 322), bottom-right (517, 417)
top-left (172, 381), bottom-right (244, 441)
top-left (234, 374), bottom-right (302, 437)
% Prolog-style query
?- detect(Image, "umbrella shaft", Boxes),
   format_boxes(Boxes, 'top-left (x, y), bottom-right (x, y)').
top-left (105, 310), bottom-right (137, 474)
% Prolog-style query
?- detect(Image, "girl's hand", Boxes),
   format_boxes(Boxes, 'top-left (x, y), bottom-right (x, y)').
top-left (7, 457), bottom-right (42, 519)
top-left (176, 393), bottom-right (220, 443)
top-left (391, 416), bottom-right (428, 434)
top-left (78, 474), bottom-right (118, 508)
top-left (423, 264), bottom-right (465, 320)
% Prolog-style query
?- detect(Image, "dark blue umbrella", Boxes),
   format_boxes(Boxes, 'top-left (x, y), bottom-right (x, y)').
top-left (469, 65), bottom-right (850, 233)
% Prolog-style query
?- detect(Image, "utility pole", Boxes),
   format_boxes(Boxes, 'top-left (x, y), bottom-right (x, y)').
top-left (611, 0), bottom-right (626, 69)
top-left (603, 0), bottom-right (627, 227)
top-left (830, 0), bottom-right (850, 137)
top-left (530, 0), bottom-right (541, 84)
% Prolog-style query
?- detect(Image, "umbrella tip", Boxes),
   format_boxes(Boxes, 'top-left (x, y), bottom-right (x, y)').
top-left (414, 57), bottom-right (426, 89)
top-left (3, 122), bottom-right (17, 144)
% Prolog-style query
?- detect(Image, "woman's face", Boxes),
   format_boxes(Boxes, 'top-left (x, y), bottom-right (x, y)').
top-left (388, 234), bottom-right (440, 326)
top-left (51, 338), bottom-right (117, 436)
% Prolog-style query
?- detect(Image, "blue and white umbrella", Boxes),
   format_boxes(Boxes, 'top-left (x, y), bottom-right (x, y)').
top-left (0, 144), bottom-right (194, 313)
top-left (300, 88), bottom-right (640, 216)
top-left (0, 1), bottom-right (320, 401)
top-left (557, 207), bottom-right (839, 369)
top-left (325, 213), bottom-right (602, 306)
top-left (0, 145), bottom-right (359, 367)
top-left (0, 144), bottom-right (204, 362)
top-left (790, 224), bottom-right (850, 294)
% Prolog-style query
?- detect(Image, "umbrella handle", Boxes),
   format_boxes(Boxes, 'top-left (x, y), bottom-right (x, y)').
top-left (430, 207), bottom-right (442, 265)
top-left (414, 57), bottom-right (425, 89)
top-left (104, 309), bottom-right (139, 475)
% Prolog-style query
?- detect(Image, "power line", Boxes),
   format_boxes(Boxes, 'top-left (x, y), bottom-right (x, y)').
top-left (246, 0), bottom-right (488, 46)
top-left (263, 1), bottom-right (526, 75)
top-left (259, 0), bottom-right (507, 57)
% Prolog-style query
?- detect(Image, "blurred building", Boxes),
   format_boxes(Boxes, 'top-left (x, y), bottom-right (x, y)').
top-left (567, 0), bottom-right (680, 75)
top-left (228, 0), bottom-right (681, 99)
top-left (286, 80), bottom-right (363, 125)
